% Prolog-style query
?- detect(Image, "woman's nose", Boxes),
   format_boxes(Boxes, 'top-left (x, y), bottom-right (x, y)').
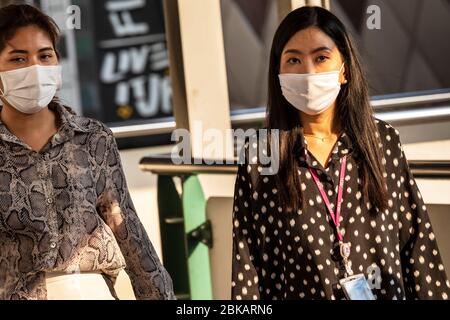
top-left (302, 62), bottom-right (315, 74)
top-left (28, 56), bottom-right (41, 66)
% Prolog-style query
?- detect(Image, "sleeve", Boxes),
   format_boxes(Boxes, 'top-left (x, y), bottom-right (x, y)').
top-left (231, 142), bottom-right (261, 300)
top-left (395, 135), bottom-right (450, 300)
top-left (97, 131), bottom-right (175, 300)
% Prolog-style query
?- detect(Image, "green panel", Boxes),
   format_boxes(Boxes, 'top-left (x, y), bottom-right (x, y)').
top-left (182, 175), bottom-right (213, 300)
top-left (157, 175), bottom-right (190, 299)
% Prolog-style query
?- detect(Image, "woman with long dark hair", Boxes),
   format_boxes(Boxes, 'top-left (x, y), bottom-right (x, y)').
top-left (231, 6), bottom-right (449, 300)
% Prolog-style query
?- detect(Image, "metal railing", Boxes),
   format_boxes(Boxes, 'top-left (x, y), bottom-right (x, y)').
top-left (139, 155), bottom-right (238, 174)
top-left (112, 91), bottom-right (450, 139)
top-left (140, 155), bottom-right (450, 178)
top-left (408, 160), bottom-right (450, 178)
top-left (371, 91), bottom-right (450, 109)
top-left (111, 119), bottom-right (176, 139)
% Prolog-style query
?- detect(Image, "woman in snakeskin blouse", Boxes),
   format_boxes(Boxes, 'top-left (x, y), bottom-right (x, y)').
top-left (0, 4), bottom-right (175, 300)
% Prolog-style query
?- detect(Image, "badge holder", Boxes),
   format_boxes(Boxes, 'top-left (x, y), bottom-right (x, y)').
top-left (338, 241), bottom-right (375, 300)
top-left (339, 274), bottom-right (375, 300)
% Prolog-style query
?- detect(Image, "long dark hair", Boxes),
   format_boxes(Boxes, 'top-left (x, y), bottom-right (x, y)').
top-left (267, 6), bottom-right (388, 214)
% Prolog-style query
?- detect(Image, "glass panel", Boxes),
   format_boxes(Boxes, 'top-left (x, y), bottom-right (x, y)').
top-left (221, 0), bottom-right (278, 110)
top-left (71, 0), bottom-right (171, 126)
top-left (332, 0), bottom-right (450, 96)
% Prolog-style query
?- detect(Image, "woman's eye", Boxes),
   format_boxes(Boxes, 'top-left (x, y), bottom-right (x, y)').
top-left (10, 57), bottom-right (25, 63)
top-left (41, 54), bottom-right (53, 61)
top-left (287, 57), bottom-right (301, 64)
top-left (316, 56), bottom-right (329, 63)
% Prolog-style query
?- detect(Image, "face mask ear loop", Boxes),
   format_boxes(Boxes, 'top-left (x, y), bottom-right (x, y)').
top-left (0, 74), bottom-right (6, 97)
top-left (340, 63), bottom-right (348, 85)
top-left (0, 87), bottom-right (4, 107)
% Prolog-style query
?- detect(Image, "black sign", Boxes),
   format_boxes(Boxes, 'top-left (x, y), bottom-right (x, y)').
top-left (92, 0), bottom-right (172, 124)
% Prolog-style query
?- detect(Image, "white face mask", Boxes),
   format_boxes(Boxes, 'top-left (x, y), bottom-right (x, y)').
top-left (278, 64), bottom-right (344, 115)
top-left (0, 64), bottom-right (62, 114)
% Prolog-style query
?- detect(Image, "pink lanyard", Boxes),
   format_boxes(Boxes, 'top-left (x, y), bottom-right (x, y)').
top-left (308, 156), bottom-right (347, 242)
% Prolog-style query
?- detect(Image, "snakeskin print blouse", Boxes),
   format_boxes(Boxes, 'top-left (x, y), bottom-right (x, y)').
top-left (0, 102), bottom-right (175, 300)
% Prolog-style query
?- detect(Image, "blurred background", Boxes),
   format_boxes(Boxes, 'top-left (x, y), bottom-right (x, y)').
top-left (1, 0), bottom-right (449, 299)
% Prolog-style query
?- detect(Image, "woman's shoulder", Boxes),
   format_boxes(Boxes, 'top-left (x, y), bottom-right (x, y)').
top-left (373, 117), bottom-right (407, 166)
top-left (374, 117), bottom-right (402, 144)
top-left (61, 105), bottom-right (114, 139)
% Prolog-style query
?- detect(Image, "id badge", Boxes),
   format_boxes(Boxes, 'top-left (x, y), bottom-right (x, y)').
top-left (339, 273), bottom-right (375, 300)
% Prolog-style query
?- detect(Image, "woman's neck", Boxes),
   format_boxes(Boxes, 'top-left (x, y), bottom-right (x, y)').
top-left (0, 102), bottom-right (57, 138)
top-left (299, 103), bottom-right (341, 137)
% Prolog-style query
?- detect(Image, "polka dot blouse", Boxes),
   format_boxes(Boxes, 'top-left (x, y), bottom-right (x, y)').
top-left (231, 118), bottom-right (450, 300)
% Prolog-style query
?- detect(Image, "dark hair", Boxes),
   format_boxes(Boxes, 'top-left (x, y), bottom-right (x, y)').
top-left (267, 6), bottom-right (388, 214)
top-left (0, 4), bottom-right (60, 59)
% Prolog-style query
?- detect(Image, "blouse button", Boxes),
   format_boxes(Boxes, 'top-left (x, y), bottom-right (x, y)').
top-left (50, 242), bottom-right (57, 249)
top-left (47, 198), bottom-right (54, 205)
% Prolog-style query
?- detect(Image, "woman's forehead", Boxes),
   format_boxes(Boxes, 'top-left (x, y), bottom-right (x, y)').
top-left (5, 25), bottom-right (53, 51)
top-left (283, 27), bottom-right (337, 54)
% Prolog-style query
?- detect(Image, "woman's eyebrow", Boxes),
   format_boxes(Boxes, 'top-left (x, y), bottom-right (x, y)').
top-left (283, 46), bottom-right (332, 55)
top-left (7, 47), bottom-right (53, 54)
top-left (7, 49), bottom-right (28, 54)
top-left (310, 46), bottom-right (332, 53)
top-left (38, 47), bottom-right (54, 52)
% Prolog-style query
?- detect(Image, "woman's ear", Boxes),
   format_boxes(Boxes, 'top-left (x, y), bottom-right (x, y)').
top-left (341, 65), bottom-right (348, 84)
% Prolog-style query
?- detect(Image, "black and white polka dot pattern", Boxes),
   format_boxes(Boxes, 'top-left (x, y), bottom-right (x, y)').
top-left (231, 118), bottom-right (450, 300)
